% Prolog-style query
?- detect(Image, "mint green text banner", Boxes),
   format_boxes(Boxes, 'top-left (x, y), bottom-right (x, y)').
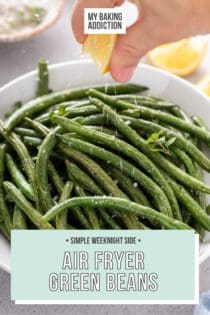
top-left (11, 230), bottom-right (197, 302)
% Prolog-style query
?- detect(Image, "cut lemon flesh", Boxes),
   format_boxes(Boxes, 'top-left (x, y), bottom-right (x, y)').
top-left (197, 75), bottom-right (210, 97)
top-left (83, 34), bottom-right (117, 74)
top-left (147, 38), bottom-right (208, 77)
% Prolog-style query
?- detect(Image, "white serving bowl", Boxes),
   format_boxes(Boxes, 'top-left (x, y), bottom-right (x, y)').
top-left (0, 0), bottom-right (65, 43)
top-left (0, 60), bottom-right (210, 272)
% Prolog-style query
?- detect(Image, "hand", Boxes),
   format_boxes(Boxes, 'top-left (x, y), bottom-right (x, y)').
top-left (71, 0), bottom-right (210, 82)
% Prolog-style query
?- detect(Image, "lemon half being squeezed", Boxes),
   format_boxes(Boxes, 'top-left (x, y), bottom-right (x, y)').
top-left (83, 34), bottom-right (117, 74)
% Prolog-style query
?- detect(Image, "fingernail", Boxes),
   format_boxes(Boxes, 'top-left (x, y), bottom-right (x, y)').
top-left (116, 67), bottom-right (135, 82)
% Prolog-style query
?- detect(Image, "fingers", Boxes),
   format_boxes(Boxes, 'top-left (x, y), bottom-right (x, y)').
top-left (109, 24), bottom-right (144, 82)
top-left (71, 0), bottom-right (86, 43)
top-left (110, 0), bottom-right (152, 82)
top-left (71, 0), bottom-right (124, 44)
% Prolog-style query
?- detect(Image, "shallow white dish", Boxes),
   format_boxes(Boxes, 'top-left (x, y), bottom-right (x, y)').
top-left (0, 0), bottom-right (65, 43)
top-left (0, 60), bottom-right (210, 273)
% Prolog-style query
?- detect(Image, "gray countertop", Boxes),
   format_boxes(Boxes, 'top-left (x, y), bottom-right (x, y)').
top-left (0, 1), bottom-right (209, 314)
top-left (0, 259), bottom-right (209, 315)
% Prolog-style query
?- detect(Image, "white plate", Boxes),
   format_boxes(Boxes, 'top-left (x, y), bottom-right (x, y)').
top-left (0, 0), bottom-right (65, 43)
top-left (0, 60), bottom-right (210, 273)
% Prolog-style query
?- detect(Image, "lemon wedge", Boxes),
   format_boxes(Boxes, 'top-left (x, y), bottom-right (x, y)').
top-left (147, 38), bottom-right (208, 77)
top-left (83, 34), bottom-right (117, 74)
top-left (197, 75), bottom-right (210, 97)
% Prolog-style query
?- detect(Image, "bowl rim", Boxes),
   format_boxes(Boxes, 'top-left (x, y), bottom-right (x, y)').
top-left (0, 0), bottom-right (65, 43)
top-left (1, 58), bottom-right (210, 103)
top-left (0, 60), bottom-right (210, 273)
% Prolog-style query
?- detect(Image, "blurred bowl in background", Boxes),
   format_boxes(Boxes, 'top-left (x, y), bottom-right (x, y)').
top-left (0, 0), bottom-right (65, 43)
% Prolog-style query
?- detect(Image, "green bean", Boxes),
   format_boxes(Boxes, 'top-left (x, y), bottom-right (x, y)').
top-left (171, 147), bottom-right (196, 176)
top-left (123, 107), bottom-right (210, 143)
top-left (35, 105), bottom-right (100, 124)
top-left (52, 100), bottom-right (88, 109)
top-left (4, 84), bottom-right (145, 131)
top-left (0, 144), bottom-right (12, 234)
top-left (54, 117), bottom-right (183, 219)
top-left (64, 105), bottom-right (100, 117)
top-left (104, 165), bottom-right (152, 208)
top-left (6, 153), bottom-right (35, 201)
top-left (97, 208), bottom-right (121, 229)
top-left (87, 89), bottom-right (210, 144)
top-left (115, 95), bottom-right (155, 102)
top-left (80, 113), bottom-right (210, 172)
top-left (34, 100), bottom-right (92, 117)
top-left (37, 58), bottom-right (49, 97)
top-left (64, 159), bottom-right (124, 229)
top-left (97, 84), bottom-right (147, 94)
top-left (73, 112), bottom-right (183, 218)
top-left (133, 117), bottom-right (205, 165)
top-left (35, 128), bottom-right (59, 212)
top-left (66, 101), bottom-right (92, 109)
top-left (171, 106), bottom-right (192, 123)
top-left (15, 127), bottom-right (39, 137)
top-left (64, 162), bottom-right (94, 230)
top-left (43, 196), bottom-right (191, 230)
top-left (86, 111), bottom-right (209, 185)
top-left (78, 113), bottom-right (106, 126)
top-left (86, 125), bottom-right (122, 138)
top-left (87, 99), bottom-right (210, 194)
top-left (64, 157), bottom-right (139, 229)
top-left (193, 116), bottom-right (209, 130)
top-left (115, 95), bottom-right (176, 109)
top-left (65, 160), bottom-right (103, 195)
top-left (71, 206), bottom-right (92, 229)
top-left (48, 161), bottom-right (65, 194)
top-left (164, 175), bottom-right (210, 231)
top-left (194, 164), bottom-right (207, 210)
top-left (64, 152), bottom-right (126, 202)
top-left (104, 166), bottom-right (152, 229)
top-left (74, 184), bottom-right (100, 229)
top-left (0, 125), bottom-right (39, 205)
top-left (56, 181), bottom-right (73, 229)
top-left (0, 145), bottom-right (5, 176)
top-left (13, 205), bottom-right (28, 229)
top-left (23, 136), bottom-right (42, 147)
top-left (3, 181), bottom-right (53, 229)
top-left (119, 116), bottom-right (210, 172)
top-left (193, 159), bottom-right (207, 238)
top-left (24, 117), bottom-right (49, 137)
top-left (0, 127), bottom-right (34, 179)
top-left (55, 117), bottom-right (180, 214)
top-left (55, 100), bottom-right (90, 108)
top-left (170, 107), bottom-right (196, 142)
top-left (192, 116), bottom-right (210, 147)
top-left (58, 135), bottom-right (173, 217)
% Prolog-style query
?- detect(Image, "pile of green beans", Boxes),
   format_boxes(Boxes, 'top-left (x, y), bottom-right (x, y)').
top-left (1, 59), bottom-right (210, 241)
